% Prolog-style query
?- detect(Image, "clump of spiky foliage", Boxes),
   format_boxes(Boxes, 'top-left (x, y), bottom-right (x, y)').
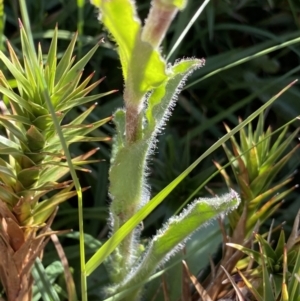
top-left (0, 22), bottom-right (113, 301)
top-left (192, 113), bottom-right (299, 300)
top-left (226, 210), bottom-right (300, 301)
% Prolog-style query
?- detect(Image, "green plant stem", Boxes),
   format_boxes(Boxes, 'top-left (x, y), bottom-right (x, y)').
top-left (187, 35), bottom-right (300, 88)
top-left (41, 71), bottom-right (87, 301)
top-left (19, 0), bottom-right (35, 52)
top-left (167, 0), bottom-right (211, 60)
top-left (142, 0), bottom-right (178, 48)
top-left (77, 0), bottom-right (84, 57)
top-left (0, 0), bottom-right (4, 51)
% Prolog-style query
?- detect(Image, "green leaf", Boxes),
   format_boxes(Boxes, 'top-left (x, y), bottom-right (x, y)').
top-left (64, 76), bottom-right (104, 104)
top-left (86, 80), bottom-right (297, 276)
top-left (238, 128), bottom-right (255, 169)
top-left (0, 114), bottom-right (32, 126)
top-left (90, 0), bottom-right (141, 81)
top-left (0, 52), bottom-right (34, 99)
top-left (91, 0), bottom-right (168, 105)
top-left (12, 196), bottom-right (32, 224)
top-left (33, 113), bottom-right (64, 131)
top-left (246, 194), bottom-right (284, 231)
top-left (248, 178), bottom-right (292, 211)
top-left (32, 258), bottom-right (61, 301)
top-left (59, 41), bottom-right (101, 90)
top-left (19, 20), bottom-right (39, 71)
top-left (111, 109), bottom-right (126, 156)
top-left (258, 241), bottom-right (276, 301)
top-left (248, 146), bottom-right (259, 180)
top-left (23, 56), bottom-right (37, 94)
top-left (150, 191), bottom-right (238, 256)
top-left (145, 58), bottom-right (204, 134)
top-left (7, 41), bottom-right (24, 73)
top-left (46, 25), bottom-right (58, 93)
top-left (288, 248), bottom-right (300, 299)
top-left (282, 245), bottom-right (289, 301)
top-left (32, 188), bottom-right (79, 225)
top-left (17, 167), bottom-right (40, 188)
top-left (255, 234), bottom-right (277, 269)
top-left (107, 191), bottom-right (240, 299)
top-left (275, 230), bottom-right (285, 260)
top-left (45, 117), bottom-right (111, 148)
top-left (0, 86), bottom-right (33, 113)
top-left (227, 242), bottom-right (263, 265)
top-left (28, 100), bottom-right (49, 116)
top-left (268, 126), bottom-right (289, 158)
top-left (0, 117), bottom-right (27, 144)
top-left (69, 103), bottom-right (97, 125)
top-left (162, 0), bottom-right (187, 9)
top-left (0, 185), bottom-right (19, 205)
top-left (0, 160), bottom-right (16, 181)
top-left (287, 210), bottom-right (300, 251)
top-left (26, 125), bottom-right (45, 151)
top-left (51, 71), bottom-right (83, 107)
top-left (250, 144), bottom-right (299, 195)
top-left (0, 135), bottom-right (21, 149)
top-left (55, 31), bottom-right (78, 84)
top-left (261, 128), bottom-right (299, 173)
top-left (237, 269), bottom-right (264, 301)
top-left (56, 91), bottom-right (114, 111)
top-left (128, 43), bottom-right (167, 95)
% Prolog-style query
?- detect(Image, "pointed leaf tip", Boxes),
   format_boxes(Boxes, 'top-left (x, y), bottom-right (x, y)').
top-left (98, 38), bottom-right (105, 45)
top-left (276, 79), bottom-right (298, 98)
top-left (18, 19), bottom-right (23, 28)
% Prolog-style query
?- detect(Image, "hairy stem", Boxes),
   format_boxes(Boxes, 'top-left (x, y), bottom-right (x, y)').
top-left (142, 0), bottom-right (178, 48)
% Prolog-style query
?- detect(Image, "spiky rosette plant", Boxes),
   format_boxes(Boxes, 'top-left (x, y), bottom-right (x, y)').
top-left (0, 22), bottom-right (113, 301)
top-left (226, 210), bottom-right (300, 301)
top-left (202, 113), bottom-right (299, 300)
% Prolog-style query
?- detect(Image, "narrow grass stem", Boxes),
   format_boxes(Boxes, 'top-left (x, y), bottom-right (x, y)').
top-left (167, 0), bottom-right (211, 60)
top-left (0, 0), bottom-right (5, 51)
top-left (40, 79), bottom-right (88, 301)
top-left (187, 36), bottom-right (300, 88)
top-left (19, 0), bottom-right (35, 53)
top-left (77, 0), bottom-right (84, 57)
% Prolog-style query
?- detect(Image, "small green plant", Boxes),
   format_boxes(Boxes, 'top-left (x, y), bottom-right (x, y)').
top-left (0, 1), bottom-right (299, 301)
top-left (227, 210), bottom-right (300, 301)
top-left (198, 114), bottom-right (299, 300)
top-left (0, 19), bottom-right (113, 301)
top-left (85, 1), bottom-right (298, 301)
top-left (85, 0), bottom-right (241, 300)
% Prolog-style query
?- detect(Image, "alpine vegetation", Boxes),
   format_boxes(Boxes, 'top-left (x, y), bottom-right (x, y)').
top-left (107, 190), bottom-right (240, 300)
top-left (89, 0), bottom-right (240, 300)
top-left (0, 23), bottom-right (113, 301)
